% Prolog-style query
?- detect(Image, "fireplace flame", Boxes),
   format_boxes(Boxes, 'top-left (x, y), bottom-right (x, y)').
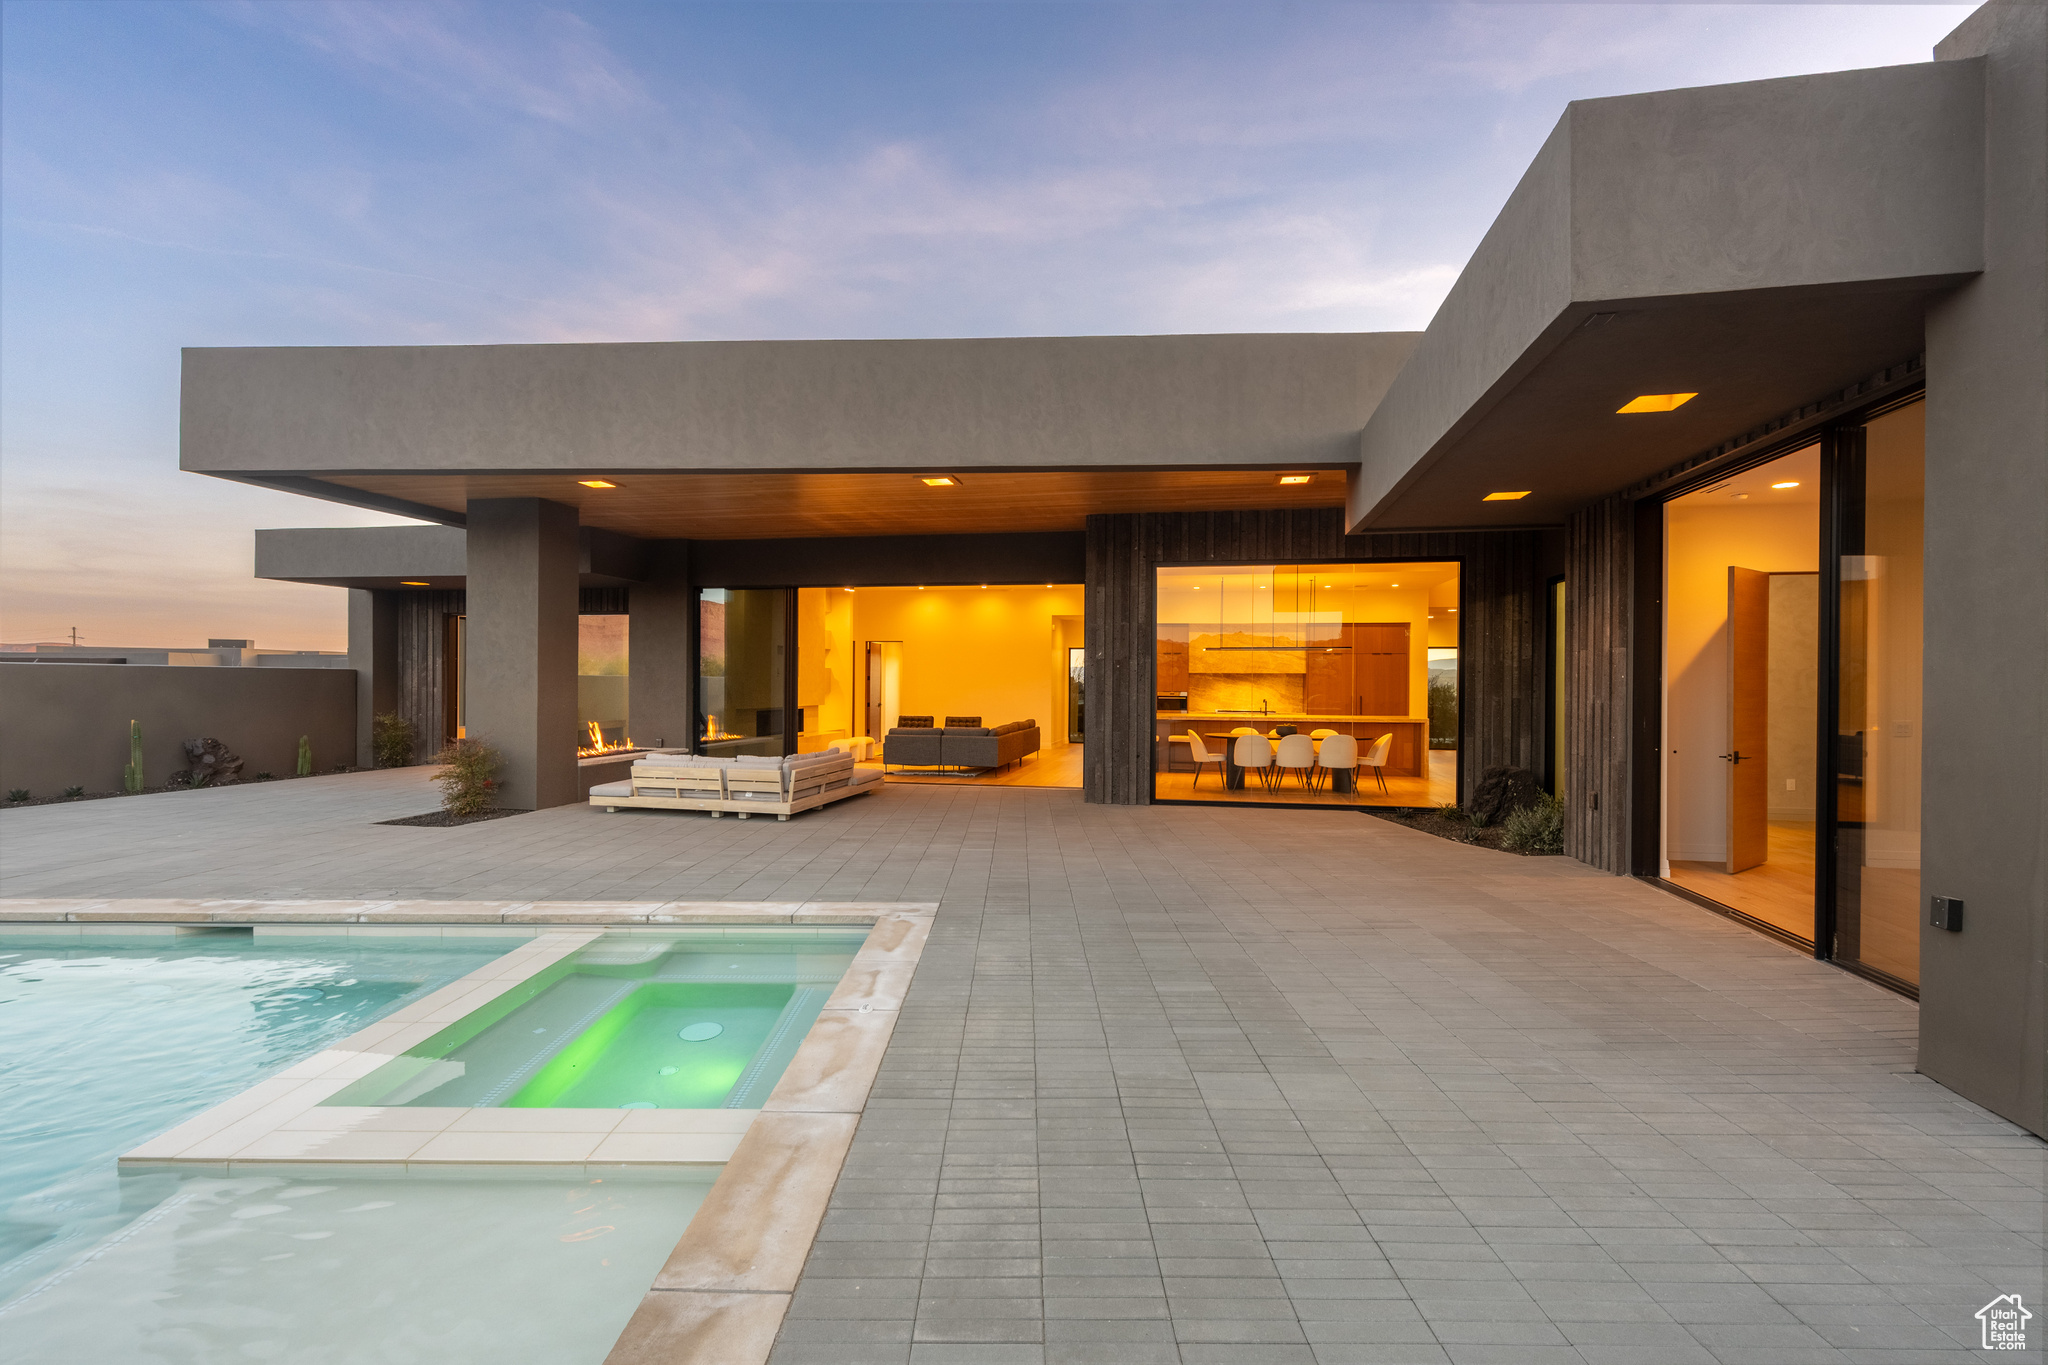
top-left (577, 720), bottom-right (639, 758)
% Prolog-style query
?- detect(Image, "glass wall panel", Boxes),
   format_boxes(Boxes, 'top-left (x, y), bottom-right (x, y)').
top-left (1662, 444), bottom-right (1821, 941)
top-left (1153, 561), bottom-right (1458, 806)
top-left (1833, 401), bottom-right (1924, 987)
top-left (698, 588), bottom-right (787, 757)
top-left (576, 615), bottom-right (630, 753)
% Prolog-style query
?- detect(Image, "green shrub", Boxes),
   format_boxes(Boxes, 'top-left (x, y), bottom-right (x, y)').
top-left (7, 789), bottom-right (28, 802)
top-left (63, 786), bottom-right (85, 799)
top-left (1428, 677), bottom-right (1459, 749)
top-left (372, 712), bottom-right (418, 768)
top-left (256, 772), bottom-right (274, 781)
top-left (432, 737), bottom-right (501, 817)
top-left (1500, 793), bottom-right (1564, 855)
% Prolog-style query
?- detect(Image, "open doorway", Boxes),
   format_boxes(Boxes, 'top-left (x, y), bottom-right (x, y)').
top-left (1662, 444), bottom-right (1820, 940)
top-left (807, 584), bottom-right (1084, 788)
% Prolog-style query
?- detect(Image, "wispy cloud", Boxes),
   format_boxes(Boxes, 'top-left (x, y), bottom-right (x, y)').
top-left (0, 1), bottom-right (1970, 646)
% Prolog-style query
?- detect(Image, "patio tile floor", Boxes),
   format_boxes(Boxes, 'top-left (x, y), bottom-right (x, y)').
top-left (2, 768), bottom-right (2041, 1363)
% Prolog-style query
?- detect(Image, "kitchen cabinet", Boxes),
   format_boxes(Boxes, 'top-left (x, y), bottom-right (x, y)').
top-left (1355, 623), bottom-right (1409, 715)
top-left (1303, 627), bottom-right (1353, 714)
top-left (1156, 631), bottom-right (1189, 692)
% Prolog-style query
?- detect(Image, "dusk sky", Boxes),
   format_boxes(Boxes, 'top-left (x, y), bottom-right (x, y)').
top-left (1, 1), bottom-right (1970, 651)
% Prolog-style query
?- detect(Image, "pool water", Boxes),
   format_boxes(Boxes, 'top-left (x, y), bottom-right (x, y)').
top-left (0, 1169), bottom-right (712, 1365)
top-left (0, 932), bottom-right (517, 1308)
top-left (325, 931), bottom-right (867, 1110)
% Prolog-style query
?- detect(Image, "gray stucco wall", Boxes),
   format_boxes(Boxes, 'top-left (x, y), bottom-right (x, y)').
top-left (184, 333), bottom-right (1418, 478)
top-left (1919, 0), bottom-right (2048, 1138)
top-left (0, 664), bottom-right (356, 796)
top-left (1353, 56), bottom-right (1986, 529)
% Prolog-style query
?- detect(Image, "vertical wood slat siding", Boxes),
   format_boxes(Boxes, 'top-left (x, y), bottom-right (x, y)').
top-left (1563, 495), bottom-right (1635, 872)
top-left (1085, 509), bottom-right (1546, 809)
top-left (394, 589), bottom-right (464, 753)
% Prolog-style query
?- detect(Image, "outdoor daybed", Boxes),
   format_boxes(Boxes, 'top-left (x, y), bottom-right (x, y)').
top-left (588, 749), bottom-right (883, 820)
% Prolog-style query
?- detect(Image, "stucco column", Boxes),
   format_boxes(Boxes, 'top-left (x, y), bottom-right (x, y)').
top-left (346, 588), bottom-right (399, 768)
top-left (627, 540), bottom-right (693, 749)
top-left (465, 498), bottom-right (580, 809)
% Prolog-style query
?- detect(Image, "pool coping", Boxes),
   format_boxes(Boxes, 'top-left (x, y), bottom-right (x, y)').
top-left (4, 898), bottom-right (934, 1365)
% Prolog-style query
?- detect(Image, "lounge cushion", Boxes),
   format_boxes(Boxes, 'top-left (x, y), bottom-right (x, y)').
top-left (940, 726), bottom-right (991, 736)
top-left (732, 755), bottom-right (785, 767)
top-left (848, 767), bottom-right (886, 787)
top-left (589, 780), bottom-right (634, 798)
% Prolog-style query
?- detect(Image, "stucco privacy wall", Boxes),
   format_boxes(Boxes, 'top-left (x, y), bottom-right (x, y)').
top-left (0, 664), bottom-right (355, 797)
top-left (1350, 56), bottom-right (1986, 530)
top-left (1920, 0), bottom-right (2048, 1138)
top-left (183, 333), bottom-right (1419, 478)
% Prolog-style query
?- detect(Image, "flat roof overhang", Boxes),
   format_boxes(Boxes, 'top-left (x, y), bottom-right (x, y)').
top-left (1355, 279), bottom-right (1952, 529)
top-left (229, 465), bottom-right (1350, 539)
top-left (1351, 55), bottom-right (1985, 531)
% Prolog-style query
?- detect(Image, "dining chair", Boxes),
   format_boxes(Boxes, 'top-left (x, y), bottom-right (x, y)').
top-left (1232, 734), bottom-right (1277, 792)
top-left (1308, 727), bottom-right (1338, 758)
top-left (1273, 733), bottom-right (1317, 789)
top-left (1184, 732), bottom-right (1225, 790)
top-left (1229, 726), bottom-right (1259, 736)
top-left (1314, 733), bottom-right (1358, 795)
top-left (1360, 733), bottom-right (1393, 794)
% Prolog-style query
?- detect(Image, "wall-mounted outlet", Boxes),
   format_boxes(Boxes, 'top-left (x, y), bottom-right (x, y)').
top-left (1929, 896), bottom-right (1963, 932)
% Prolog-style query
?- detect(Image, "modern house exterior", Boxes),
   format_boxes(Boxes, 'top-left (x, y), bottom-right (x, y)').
top-left (183, 5), bottom-right (2044, 1135)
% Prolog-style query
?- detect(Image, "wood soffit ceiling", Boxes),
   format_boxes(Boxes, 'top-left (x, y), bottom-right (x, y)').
top-left (310, 468), bottom-right (1350, 538)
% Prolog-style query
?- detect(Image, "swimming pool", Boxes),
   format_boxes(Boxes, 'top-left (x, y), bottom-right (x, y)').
top-left (0, 932), bottom-right (717, 1363)
top-left (0, 931), bottom-right (517, 1306)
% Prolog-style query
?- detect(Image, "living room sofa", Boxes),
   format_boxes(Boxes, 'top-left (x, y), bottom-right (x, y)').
top-left (884, 719), bottom-right (1040, 772)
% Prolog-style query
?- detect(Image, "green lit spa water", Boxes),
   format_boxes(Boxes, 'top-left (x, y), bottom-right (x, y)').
top-left (325, 930), bottom-right (867, 1111)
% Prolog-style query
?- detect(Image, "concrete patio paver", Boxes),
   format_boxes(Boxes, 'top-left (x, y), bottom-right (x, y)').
top-left (3, 768), bottom-right (2041, 1364)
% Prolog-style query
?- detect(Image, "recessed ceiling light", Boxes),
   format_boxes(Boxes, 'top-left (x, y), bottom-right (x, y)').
top-left (1771, 481), bottom-right (1801, 489)
top-left (921, 475), bottom-right (961, 487)
top-left (844, 587), bottom-right (855, 593)
top-left (577, 479), bottom-right (618, 489)
top-left (1277, 474), bottom-right (1314, 485)
top-left (400, 580), bottom-right (430, 586)
top-left (1483, 491), bottom-right (1531, 502)
top-left (1617, 392), bottom-right (1697, 414)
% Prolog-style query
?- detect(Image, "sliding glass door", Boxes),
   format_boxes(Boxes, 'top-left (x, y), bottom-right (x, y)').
top-left (697, 588), bottom-right (789, 758)
top-left (1656, 394), bottom-right (1924, 993)
top-left (1827, 401), bottom-right (1925, 990)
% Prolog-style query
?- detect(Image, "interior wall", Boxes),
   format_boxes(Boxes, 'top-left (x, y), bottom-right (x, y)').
top-left (1766, 574), bottom-right (1820, 821)
top-left (1051, 616), bottom-right (1084, 746)
top-left (850, 585), bottom-right (1084, 732)
top-left (1663, 500), bottom-right (1818, 863)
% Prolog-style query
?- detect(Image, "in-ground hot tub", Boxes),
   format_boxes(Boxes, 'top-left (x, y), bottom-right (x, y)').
top-left (321, 931), bottom-right (867, 1111)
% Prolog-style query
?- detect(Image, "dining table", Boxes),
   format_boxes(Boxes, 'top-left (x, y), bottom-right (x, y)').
top-left (1201, 731), bottom-right (1356, 794)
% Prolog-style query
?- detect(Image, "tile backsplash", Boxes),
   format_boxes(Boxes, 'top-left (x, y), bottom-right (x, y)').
top-left (1190, 675), bottom-right (1306, 713)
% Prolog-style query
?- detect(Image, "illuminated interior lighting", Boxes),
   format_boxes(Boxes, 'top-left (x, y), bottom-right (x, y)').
top-left (921, 475), bottom-right (961, 487)
top-left (577, 479), bottom-right (618, 489)
top-left (1616, 392), bottom-right (1697, 414)
top-left (843, 587), bottom-right (855, 593)
top-left (1483, 491), bottom-right (1531, 501)
top-left (400, 581), bottom-right (430, 586)
top-left (1771, 481), bottom-right (1801, 489)
top-left (1277, 474), bottom-right (1314, 485)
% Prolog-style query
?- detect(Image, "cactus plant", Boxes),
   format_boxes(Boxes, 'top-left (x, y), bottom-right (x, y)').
top-left (296, 735), bottom-right (313, 777)
top-left (123, 719), bottom-right (145, 794)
